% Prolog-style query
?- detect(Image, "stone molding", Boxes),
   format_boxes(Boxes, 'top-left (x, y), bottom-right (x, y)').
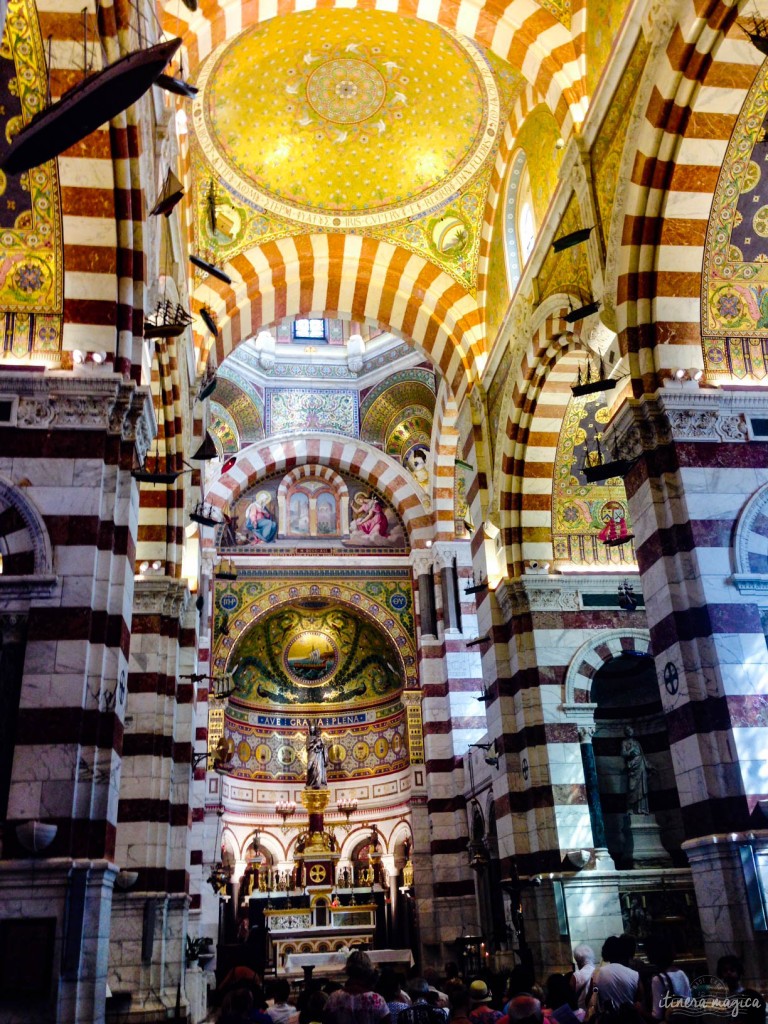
top-left (606, 389), bottom-right (768, 458)
top-left (133, 577), bottom-right (191, 619)
top-left (494, 574), bottom-right (638, 623)
top-left (0, 372), bottom-right (156, 461)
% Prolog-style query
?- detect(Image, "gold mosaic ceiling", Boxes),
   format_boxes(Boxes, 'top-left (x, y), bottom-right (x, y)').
top-left (193, 9), bottom-right (502, 230)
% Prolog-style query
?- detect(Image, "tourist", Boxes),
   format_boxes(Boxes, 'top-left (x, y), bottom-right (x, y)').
top-left (571, 947), bottom-right (597, 1011)
top-left (397, 978), bottom-right (448, 1023)
top-left (266, 979), bottom-right (299, 1024)
top-left (468, 980), bottom-right (503, 1024)
top-left (450, 988), bottom-right (473, 1024)
top-left (323, 950), bottom-right (390, 1024)
top-left (644, 937), bottom-right (691, 1020)
top-left (299, 991), bottom-right (328, 1024)
top-left (378, 969), bottom-right (411, 1022)
top-left (589, 937), bottom-right (642, 1017)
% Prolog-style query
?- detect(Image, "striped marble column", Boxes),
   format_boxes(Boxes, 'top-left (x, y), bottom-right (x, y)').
top-left (109, 577), bottom-right (195, 1015)
top-left (0, 371), bottom-right (153, 1024)
top-left (609, 388), bottom-right (768, 984)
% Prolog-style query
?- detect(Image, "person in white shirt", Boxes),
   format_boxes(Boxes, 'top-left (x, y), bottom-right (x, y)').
top-left (590, 936), bottom-right (642, 1014)
top-left (571, 946), bottom-right (596, 1011)
top-left (266, 979), bottom-right (299, 1024)
top-left (645, 937), bottom-right (690, 1021)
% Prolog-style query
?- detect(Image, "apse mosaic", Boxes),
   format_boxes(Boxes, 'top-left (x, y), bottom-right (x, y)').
top-left (0, 0), bottom-right (63, 358)
top-left (213, 571), bottom-right (416, 685)
top-left (552, 393), bottom-right (636, 568)
top-left (217, 468), bottom-right (408, 554)
top-left (703, 59), bottom-right (768, 379)
top-left (265, 388), bottom-right (359, 437)
top-left (225, 599), bottom-right (402, 708)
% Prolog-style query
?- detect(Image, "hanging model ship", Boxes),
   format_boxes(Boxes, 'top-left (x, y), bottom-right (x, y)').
top-left (0, 37), bottom-right (182, 175)
top-left (144, 299), bottom-right (194, 339)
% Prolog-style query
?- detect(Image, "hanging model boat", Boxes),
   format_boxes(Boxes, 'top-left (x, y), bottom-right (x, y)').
top-left (150, 170), bottom-right (184, 217)
top-left (0, 37), bottom-right (182, 175)
top-left (190, 254), bottom-right (232, 285)
top-left (155, 73), bottom-right (198, 98)
top-left (144, 299), bottom-right (194, 339)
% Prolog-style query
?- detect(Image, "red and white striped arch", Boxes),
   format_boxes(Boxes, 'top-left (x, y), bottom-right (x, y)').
top-left (608, 0), bottom-right (763, 393)
top-left (162, 0), bottom-right (586, 132)
top-left (192, 235), bottom-right (486, 403)
top-left (490, 296), bottom-right (588, 575)
top-left (204, 435), bottom-right (433, 546)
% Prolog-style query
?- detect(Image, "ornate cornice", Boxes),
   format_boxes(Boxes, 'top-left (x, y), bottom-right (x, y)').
top-left (133, 577), bottom-right (191, 619)
top-left (409, 549), bottom-right (433, 577)
top-left (606, 388), bottom-right (766, 457)
top-left (0, 373), bottom-right (156, 460)
top-left (494, 573), bottom-right (642, 624)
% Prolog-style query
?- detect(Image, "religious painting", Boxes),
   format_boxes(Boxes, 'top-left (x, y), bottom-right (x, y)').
top-left (288, 491), bottom-right (310, 536)
top-left (551, 394), bottom-right (635, 568)
top-left (284, 631), bottom-right (338, 682)
top-left (403, 443), bottom-right (431, 508)
top-left (217, 466), bottom-right (408, 553)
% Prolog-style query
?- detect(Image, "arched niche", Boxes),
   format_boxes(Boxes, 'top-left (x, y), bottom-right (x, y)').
top-left (589, 653), bottom-right (685, 869)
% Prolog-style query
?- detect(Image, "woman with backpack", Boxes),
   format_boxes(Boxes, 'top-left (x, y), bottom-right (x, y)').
top-left (643, 938), bottom-right (690, 1021)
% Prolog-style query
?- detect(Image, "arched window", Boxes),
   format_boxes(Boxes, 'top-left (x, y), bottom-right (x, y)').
top-left (504, 150), bottom-right (537, 294)
top-left (517, 163), bottom-right (536, 265)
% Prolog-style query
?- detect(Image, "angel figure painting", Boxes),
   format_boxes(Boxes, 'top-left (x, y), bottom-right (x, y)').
top-left (345, 492), bottom-right (405, 547)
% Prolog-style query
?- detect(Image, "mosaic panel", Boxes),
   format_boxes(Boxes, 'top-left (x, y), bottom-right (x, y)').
top-left (487, 342), bottom-right (515, 469)
top-left (537, 194), bottom-right (591, 304)
top-left (552, 393), bottom-right (636, 568)
top-left (585, 0), bottom-right (633, 97)
top-left (217, 469), bottom-right (409, 554)
top-left (265, 387), bottom-right (359, 437)
top-left (210, 406), bottom-right (239, 453)
top-left (0, 0), bottom-right (63, 358)
top-left (516, 104), bottom-right (562, 229)
top-left (702, 61), bottom-right (768, 377)
top-left (591, 35), bottom-right (649, 244)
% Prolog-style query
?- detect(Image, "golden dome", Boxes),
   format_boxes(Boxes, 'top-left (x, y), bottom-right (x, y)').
top-left (193, 9), bottom-right (500, 228)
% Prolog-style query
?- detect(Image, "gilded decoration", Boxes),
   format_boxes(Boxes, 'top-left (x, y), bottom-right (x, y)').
top-left (552, 393), bottom-right (636, 568)
top-left (210, 407), bottom-right (239, 452)
top-left (516, 104), bottom-right (562, 228)
top-left (585, 0), bottom-right (633, 97)
top-left (590, 34), bottom-right (649, 245)
top-left (483, 155), bottom-right (514, 348)
top-left (189, 11), bottom-right (523, 289)
top-left (702, 59), bottom-right (768, 378)
top-left (194, 10), bottom-right (500, 227)
top-left (226, 599), bottom-right (402, 708)
top-left (265, 387), bottom-right (359, 437)
top-left (213, 573), bottom-right (416, 688)
top-left (216, 469), bottom-right (409, 554)
top-left (536, 0), bottom-right (571, 27)
top-left (0, 0), bottom-right (63, 358)
top-left (359, 370), bottom-right (436, 438)
top-left (537, 195), bottom-right (591, 304)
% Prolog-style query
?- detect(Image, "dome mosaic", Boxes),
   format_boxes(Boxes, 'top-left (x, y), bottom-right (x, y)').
top-left (193, 9), bottom-right (501, 228)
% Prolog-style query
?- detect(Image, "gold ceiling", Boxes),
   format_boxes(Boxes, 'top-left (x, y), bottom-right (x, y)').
top-left (193, 9), bottom-right (501, 230)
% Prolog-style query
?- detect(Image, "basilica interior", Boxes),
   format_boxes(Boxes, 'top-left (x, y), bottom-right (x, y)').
top-left (0, 0), bottom-right (768, 1020)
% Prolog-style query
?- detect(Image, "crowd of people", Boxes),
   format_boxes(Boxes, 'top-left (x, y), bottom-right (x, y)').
top-left (212, 942), bottom-right (766, 1024)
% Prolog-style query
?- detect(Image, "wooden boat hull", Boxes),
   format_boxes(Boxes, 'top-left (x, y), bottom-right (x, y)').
top-left (1, 37), bottom-right (182, 175)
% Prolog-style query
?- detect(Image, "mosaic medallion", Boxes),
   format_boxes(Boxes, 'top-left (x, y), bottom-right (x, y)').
top-left (306, 59), bottom-right (386, 124)
top-left (283, 630), bottom-right (339, 684)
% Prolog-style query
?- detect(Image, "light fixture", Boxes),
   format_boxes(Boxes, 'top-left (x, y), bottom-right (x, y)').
top-left (92, 350), bottom-right (107, 364)
top-left (221, 456), bottom-right (237, 474)
top-left (72, 349), bottom-right (85, 364)
top-left (425, 539), bottom-right (433, 548)
top-left (139, 561), bottom-right (149, 572)
top-left (337, 795), bottom-right (358, 822)
top-left (276, 799), bottom-right (297, 824)
top-left (151, 560), bottom-right (162, 570)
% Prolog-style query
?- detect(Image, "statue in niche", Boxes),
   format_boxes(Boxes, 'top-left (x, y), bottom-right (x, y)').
top-left (621, 726), bottom-right (652, 815)
top-left (306, 721), bottom-right (329, 789)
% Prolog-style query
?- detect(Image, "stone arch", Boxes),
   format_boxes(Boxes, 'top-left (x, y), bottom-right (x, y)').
top-left (0, 476), bottom-right (53, 577)
top-left (194, 236), bottom-right (485, 404)
top-left (205, 434), bottom-right (431, 547)
top-left (562, 628), bottom-right (652, 711)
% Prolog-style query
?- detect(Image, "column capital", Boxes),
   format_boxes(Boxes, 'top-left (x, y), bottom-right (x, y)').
top-left (133, 577), bottom-right (191, 618)
top-left (409, 549), bottom-right (433, 576)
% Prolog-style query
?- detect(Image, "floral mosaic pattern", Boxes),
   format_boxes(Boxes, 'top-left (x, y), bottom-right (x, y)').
top-left (265, 387), bottom-right (359, 437)
top-left (702, 60), bottom-right (768, 378)
top-left (0, 0), bottom-right (63, 357)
